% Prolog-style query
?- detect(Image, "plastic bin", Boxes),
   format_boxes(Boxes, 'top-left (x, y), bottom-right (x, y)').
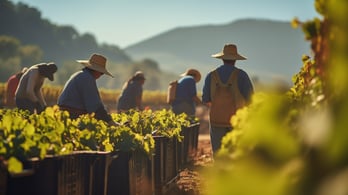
top-left (5, 151), bottom-right (112, 195)
top-left (6, 158), bottom-right (58, 195)
top-left (0, 164), bottom-right (8, 195)
top-left (190, 123), bottom-right (200, 155)
top-left (182, 123), bottom-right (200, 164)
top-left (180, 123), bottom-right (200, 166)
top-left (78, 151), bottom-right (113, 195)
top-left (107, 151), bottom-right (130, 195)
top-left (129, 151), bottom-right (153, 195)
top-left (107, 151), bottom-right (153, 195)
top-left (152, 135), bottom-right (178, 195)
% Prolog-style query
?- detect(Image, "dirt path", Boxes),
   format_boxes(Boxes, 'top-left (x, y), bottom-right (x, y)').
top-left (169, 134), bottom-right (213, 195)
top-left (168, 106), bottom-right (212, 194)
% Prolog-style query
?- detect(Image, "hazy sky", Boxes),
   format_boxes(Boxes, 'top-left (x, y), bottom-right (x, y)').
top-left (11, 0), bottom-right (319, 48)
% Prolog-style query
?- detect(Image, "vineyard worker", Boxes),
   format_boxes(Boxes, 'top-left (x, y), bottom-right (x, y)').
top-left (5, 67), bottom-right (28, 108)
top-left (15, 63), bottom-right (57, 114)
top-left (117, 71), bottom-right (146, 112)
top-left (202, 44), bottom-right (254, 155)
top-left (57, 53), bottom-right (118, 126)
top-left (171, 68), bottom-right (202, 116)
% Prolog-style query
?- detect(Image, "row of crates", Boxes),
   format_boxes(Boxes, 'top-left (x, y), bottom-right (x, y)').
top-left (1, 123), bottom-right (200, 195)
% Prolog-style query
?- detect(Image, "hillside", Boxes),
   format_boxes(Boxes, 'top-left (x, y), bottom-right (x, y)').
top-left (125, 19), bottom-right (311, 87)
top-left (1, 0), bottom-right (310, 90)
top-left (0, 0), bottom-right (178, 91)
top-left (0, 0), bottom-right (131, 65)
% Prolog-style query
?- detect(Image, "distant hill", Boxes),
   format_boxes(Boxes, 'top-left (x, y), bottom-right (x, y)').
top-left (125, 19), bottom-right (311, 88)
top-left (0, 1), bottom-right (131, 66)
top-left (0, 0), bottom-right (177, 91)
top-left (1, 0), bottom-right (311, 91)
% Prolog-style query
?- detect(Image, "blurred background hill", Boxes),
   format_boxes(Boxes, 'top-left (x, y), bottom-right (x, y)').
top-left (1, 0), bottom-right (311, 91)
top-left (125, 19), bottom-right (311, 89)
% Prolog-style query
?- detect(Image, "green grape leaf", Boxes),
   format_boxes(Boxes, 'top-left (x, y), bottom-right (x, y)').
top-left (8, 157), bottom-right (23, 173)
top-left (23, 123), bottom-right (35, 136)
top-left (45, 106), bottom-right (55, 118)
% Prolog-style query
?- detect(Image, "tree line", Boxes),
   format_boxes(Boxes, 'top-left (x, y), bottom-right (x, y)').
top-left (0, 0), bottom-right (177, 90)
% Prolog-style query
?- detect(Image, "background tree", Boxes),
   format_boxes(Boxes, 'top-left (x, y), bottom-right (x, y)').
top-left (0, 35), bottom-right (20, 59)
top-left (0, 35), bottom-right (43, 81)
top-left (0, 0), bottom-right (178, 90)
top-left (19, 45), bottom-right (43, 66)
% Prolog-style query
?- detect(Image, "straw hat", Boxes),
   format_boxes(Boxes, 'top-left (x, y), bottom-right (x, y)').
top-left (211, 44), bottom-right (247, 60)
top-left (21, 67), bottom-right (28, 73)
top-left (133, 71), bottom-right (146, 80)
top-left (180, 68), bottom-right (201, 82)
top-left (77, 53), bottom-right (113, 77)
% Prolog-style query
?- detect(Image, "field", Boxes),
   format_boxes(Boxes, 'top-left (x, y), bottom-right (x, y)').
top-left (173, 135), bottom-right (213, 195)
top-left (0, 83), bottom-right (213, 194)
top-left (0, 82), bottom-right (210, 135)
top-left (1, 6), bottom-right (347, 192)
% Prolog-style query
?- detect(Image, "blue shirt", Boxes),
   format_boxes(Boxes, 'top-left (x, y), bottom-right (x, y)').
top-left (58, 69), bottom-right (104, 112)
top-left (171, 75), bottom-right (197, 115)
top-left (202, 65), bottom-right (254, 103)
top-left (172, 75), bottom-right (197, 105)
top-left (117, 80), bottom-right (143, 110)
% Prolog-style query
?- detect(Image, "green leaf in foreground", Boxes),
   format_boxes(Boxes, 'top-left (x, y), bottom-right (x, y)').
top-left (7, 157), bottom-right (23, 173)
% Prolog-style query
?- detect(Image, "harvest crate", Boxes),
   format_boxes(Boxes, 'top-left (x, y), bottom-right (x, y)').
top-left (152, 135), bottom-right (178, 195)
top-left (129, 151), bottom-right (153, 195)
top-left (5, 151), bottom-right (112, 195)
top-left (0, 164), bottom-right (7, 195)
top-left (107, 151), bottom-right (131, 195)
top-left (179, 123), bottom-right (200, 166)
top-left (107, 151), bottom-right (153, 195)
top-left (79, 151), bottom-right (113, 195)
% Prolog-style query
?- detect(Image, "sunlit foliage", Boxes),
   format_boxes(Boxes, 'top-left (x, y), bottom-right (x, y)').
top-left (203, 0), bottom-right (348, 194)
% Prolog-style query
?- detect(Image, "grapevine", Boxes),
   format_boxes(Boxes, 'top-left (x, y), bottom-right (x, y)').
top-left (203, 0), bottom-right (348, 194)
top-left (0, 106), bottom-right (192, 173)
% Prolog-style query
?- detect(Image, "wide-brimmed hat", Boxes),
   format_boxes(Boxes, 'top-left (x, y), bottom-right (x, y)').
top-left (21, 67), bottom-right (28, 73)
top-left (211, 44), bottom-right (247, 60)
top-left (38, 63), bottom-right (57, 81)
top-left (133, 71), bottom-right (146, 80)
top-left (180, 68), bottom-right (201, 82)
top-left (77, 53), bottom-right (113, 77)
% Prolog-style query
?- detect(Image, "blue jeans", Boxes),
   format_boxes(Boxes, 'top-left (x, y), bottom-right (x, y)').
top-left (210, 125), bottom-right (233, 154)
